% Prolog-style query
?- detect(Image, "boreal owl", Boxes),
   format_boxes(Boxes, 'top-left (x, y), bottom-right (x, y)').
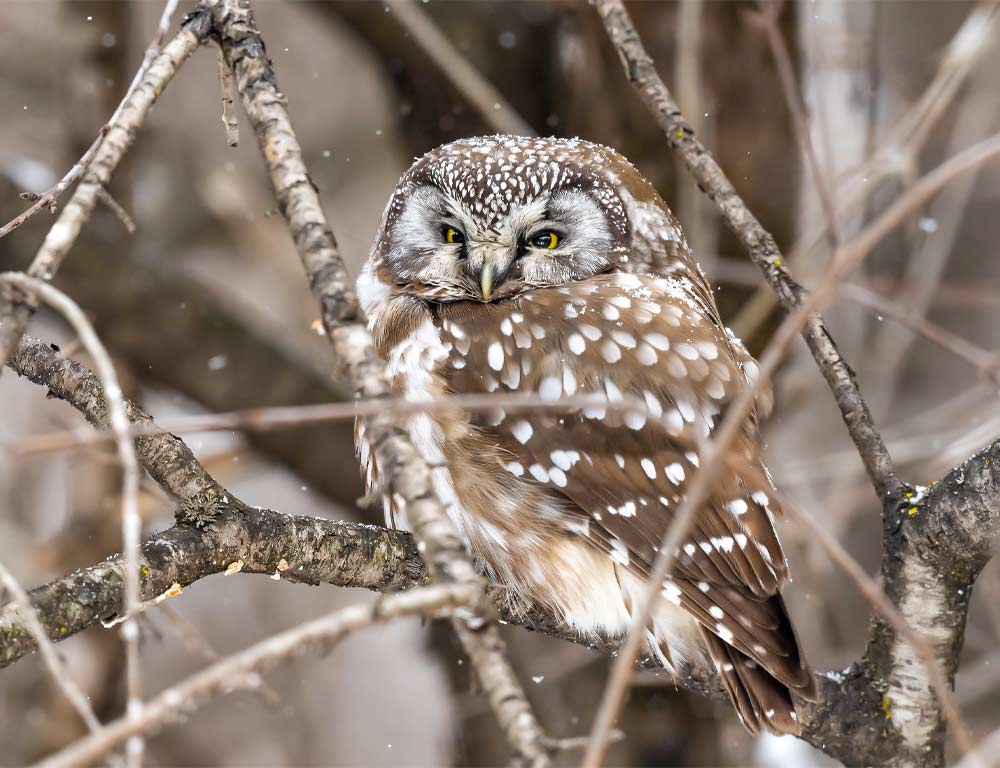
top-left (355, 135), bottom-right (816, 734)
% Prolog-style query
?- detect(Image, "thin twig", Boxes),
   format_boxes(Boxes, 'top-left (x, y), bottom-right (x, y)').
top-left (0, 274), bottom-right (144, 766)
top-left (594, 0), bottom-right (901, 499)
top-left (713, 258), bottom-right (1000, 378)
top-left (387, 0), bottom-right (535, 137)
top-left (95, 187), bottom-right (136, 234)
top-left (3, 389), bottom-right (707, 458)
top-left (30, 583), bottom-right (477, 768)
top-left (672, 0), bottom-right (716, 274)
top-left (0, 0), bottom-right (180, 240)
top-left (753, 0), bottom-right (840, 247)
top-left (216, 45), bottom-right (239, 147)
top-left (0, 7), bottom-right (212, 371)
top-left (206, 1), bottom-right (549, 762)
top-left (0, 129), bottom-right (107, 240)
top-left (731, 1), bottom-right (1000, 341)
top-left (0, 561), bottom-right (102, 733)
top-left (579, 121), bottom-right (1000, 768)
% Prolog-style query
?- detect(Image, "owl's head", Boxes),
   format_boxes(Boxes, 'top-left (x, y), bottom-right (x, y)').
top-left (361, 135), bottom-right (686, 310)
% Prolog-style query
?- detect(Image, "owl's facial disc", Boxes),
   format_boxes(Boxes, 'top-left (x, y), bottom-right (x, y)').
top-left (385, 185), bottom-right (615, 303)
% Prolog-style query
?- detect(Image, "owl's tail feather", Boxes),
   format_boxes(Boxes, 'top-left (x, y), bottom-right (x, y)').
top-left (698, 626), bottom-right (802, 736)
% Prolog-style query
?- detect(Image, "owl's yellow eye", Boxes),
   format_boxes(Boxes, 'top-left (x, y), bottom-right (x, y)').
top-left (530, 231), bottom-right (559, 250)
top-left (444, 227), bottom-right (465, 245)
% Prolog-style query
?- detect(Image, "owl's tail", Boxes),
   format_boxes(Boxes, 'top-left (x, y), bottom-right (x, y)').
top-left (696, 599), bottom-right (816, 736)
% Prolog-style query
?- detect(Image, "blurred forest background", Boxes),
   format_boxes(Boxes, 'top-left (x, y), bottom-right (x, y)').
top-left (2, 1), bottom-right (1000, 766)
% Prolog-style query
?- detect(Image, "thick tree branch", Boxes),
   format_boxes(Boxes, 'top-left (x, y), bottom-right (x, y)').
top-left (6, 333), bottom-right (1000, 767)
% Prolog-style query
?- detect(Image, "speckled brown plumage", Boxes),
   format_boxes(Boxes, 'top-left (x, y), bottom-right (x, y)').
top-left (356, 135), bottom-right (815, 734)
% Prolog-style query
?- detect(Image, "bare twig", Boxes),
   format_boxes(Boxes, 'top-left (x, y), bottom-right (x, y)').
top-left (31, 583), bottom-right (477, 768)
top-left (731, 1), bottom-right (1000, 341)
top-left (387, 0), bottom-right (535, 137)
top-left (753, 0), bottom-right (840, 247)
top-left (0, 562), bottom-right (102, 733)
top-left (713, 258), bottom-right (1000, 378)
top-left (870, 39), bottom-right (1000, 408)
top-left (0, 7), bottom-right (212, 371)
top-left (0, 0), bottom-right (179, 240)
top-left (579, 45), bottom-right (1000, 760)
top-left (94, 187), bottom-right (136, 234)
top-left (0, 275), bottom-right (145, 765)
top-left (216, 45), bottom-right (239, 147)
top-left (672, 0), bottom-right (716, 273)
top-left (595, 0), bottom-right (901, 499)
top-left (956, 722), bottom-right (1000, 768)
top-left (206, 1), bottom-right (549, 762)
top-left (0, 129), bottom-right (107, 240)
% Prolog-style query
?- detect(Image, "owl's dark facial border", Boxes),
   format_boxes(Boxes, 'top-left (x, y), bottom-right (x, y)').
top-left (378, 182), bottom-right (626, 304)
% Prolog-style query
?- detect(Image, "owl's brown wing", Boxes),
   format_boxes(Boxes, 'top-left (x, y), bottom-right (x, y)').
top-left (433, 271), bottom-right (815, 713)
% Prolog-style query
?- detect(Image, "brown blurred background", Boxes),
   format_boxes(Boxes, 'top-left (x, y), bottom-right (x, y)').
top-left (2, 1), bottom-right (999, 765)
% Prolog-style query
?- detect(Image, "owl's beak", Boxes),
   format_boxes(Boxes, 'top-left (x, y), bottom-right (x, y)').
top-left (480, 261), bottom-right (494, 302)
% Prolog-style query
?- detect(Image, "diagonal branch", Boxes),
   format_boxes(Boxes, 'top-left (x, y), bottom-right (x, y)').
top-left (4, 334), bottom-right (1000, 768)
top-left (32, 582), bottom-right (477, 768)
top-left (203, 1), bottom-right (550, 762)
top-left (595, 0), bottom-right (901, 500)
top-left (0, 8), bottom-right (213, 371)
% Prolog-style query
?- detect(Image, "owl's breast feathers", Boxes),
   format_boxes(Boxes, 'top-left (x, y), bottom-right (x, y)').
top-left (358, 269), bottom-right (816, 734)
